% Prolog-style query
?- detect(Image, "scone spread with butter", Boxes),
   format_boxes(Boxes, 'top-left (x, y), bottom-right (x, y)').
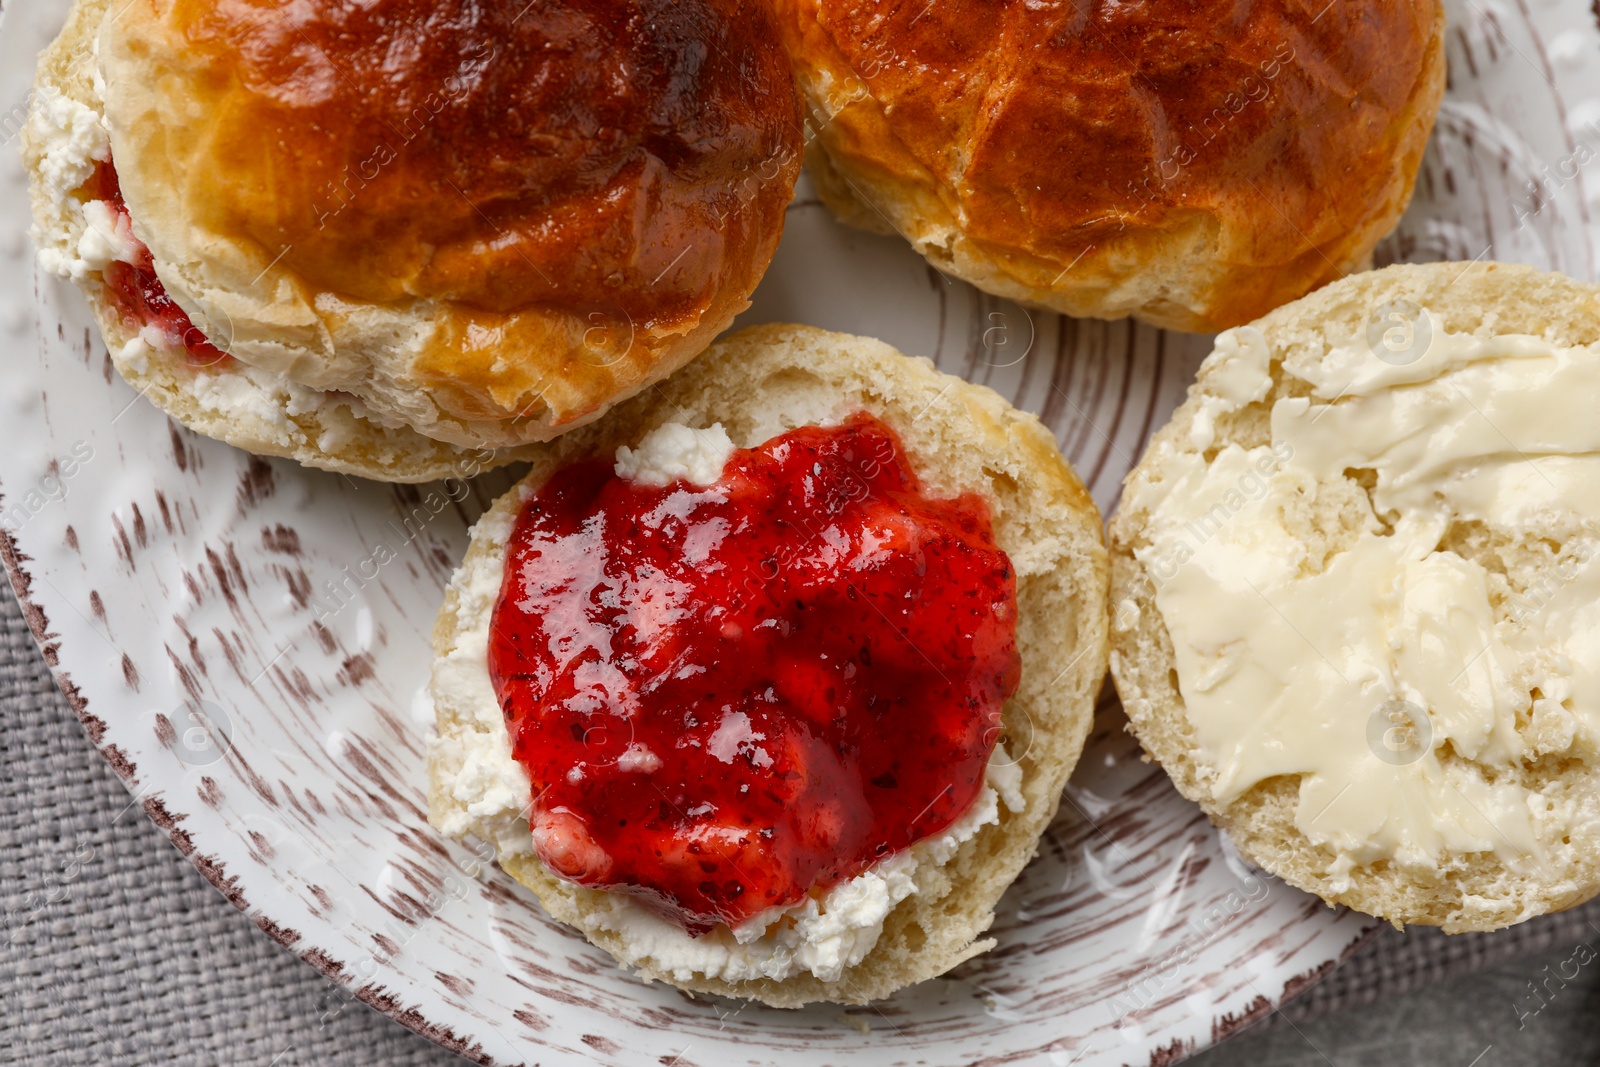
top-left (24, 0), bottom-right (801, 481)
top-left (1111, 262), bottom-right (1600, 932)
top-left (428, 324), bottom-right (1109, 1005)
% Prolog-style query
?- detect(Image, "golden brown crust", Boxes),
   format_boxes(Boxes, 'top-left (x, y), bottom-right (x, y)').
top-left (164, 0), bottom-right (797, 317)
top-left (771, 0), bottom-right (1445, 332)
top-left (90, 0), bottom-right (802, 447)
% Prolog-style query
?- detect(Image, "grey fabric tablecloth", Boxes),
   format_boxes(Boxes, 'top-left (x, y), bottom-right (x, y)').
top-left (3, 579), bottom-right (1598, 1065)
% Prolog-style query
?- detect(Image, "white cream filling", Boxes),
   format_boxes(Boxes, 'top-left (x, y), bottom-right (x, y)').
top-left (74, 198), bottom-right (142, 275)
top-left (39, 193), bottom-right (146, 283)
top-left (28, 87), bottom-right (108, 202)
top-left (614, 422), bottom-right (736, 487)
top-left (27, 77), bottom-right (370, 452)
top-left (1129, 315), bottom-right (1600, 893)
top-left (431, 430), bottom-right (1024, 984)
top-left (28, 86), bottom-right (111, 279)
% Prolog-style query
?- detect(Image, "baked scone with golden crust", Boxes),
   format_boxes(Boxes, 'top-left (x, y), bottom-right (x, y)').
top-left (1111, 262), bottom-right (1600, 932)
top-left (427, 324), bottom-right (1109, 1005)
top-left (771, 0), bottom-right (1445, 333)
top-left (24, 0), bottom-right (801, 481)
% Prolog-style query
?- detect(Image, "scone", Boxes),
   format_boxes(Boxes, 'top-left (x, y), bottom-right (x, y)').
top-left (23, 0), bottom-right (801, 481)
top-left (1110, 262), bottom-right (1600, 932)
top-left (427, 323), bottom-right (1109, 1005)
top-left (770, 0), bottom-right (1445, 332)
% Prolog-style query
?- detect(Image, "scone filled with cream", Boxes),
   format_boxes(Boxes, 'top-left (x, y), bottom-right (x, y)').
top-left (1111, 263), bottom-right (1600, 932)
top-left (23, 0), bottom-right (801, 481)
top-left (428, 324), bottom-right (1109, 1005)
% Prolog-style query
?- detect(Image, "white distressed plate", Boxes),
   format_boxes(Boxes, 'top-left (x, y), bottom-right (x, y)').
top-left (2, 0), bottom-right (1593, 1063)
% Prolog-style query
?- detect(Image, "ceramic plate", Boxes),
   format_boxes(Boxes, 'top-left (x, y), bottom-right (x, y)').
top-left (3, 0), bottom-right (1593, 1062)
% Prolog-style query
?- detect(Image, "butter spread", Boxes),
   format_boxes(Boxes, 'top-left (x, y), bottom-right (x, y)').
top-left (1129, 315), bottom-right (1600, 889)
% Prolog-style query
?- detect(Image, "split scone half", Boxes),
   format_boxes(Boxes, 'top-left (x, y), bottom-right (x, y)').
top-left (1111, 262), bottom-right (1600, 932)
top-left (427, 323), bottom-right (1109, 1005)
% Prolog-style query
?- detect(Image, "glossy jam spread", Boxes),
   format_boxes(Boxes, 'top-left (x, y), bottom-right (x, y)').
top-left (89, 161), bottom-right (229, 368)
top-left (488, 414), bottom-right (1020, 933)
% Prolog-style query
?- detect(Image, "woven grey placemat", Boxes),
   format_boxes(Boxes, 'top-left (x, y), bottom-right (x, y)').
top-left (2, 580), bottom-right (1597, 1064)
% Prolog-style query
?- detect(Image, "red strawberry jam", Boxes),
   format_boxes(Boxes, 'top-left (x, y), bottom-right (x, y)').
top-left (488, 413), bottom-right (1020, 934)
top-left (87, 161), bottom-right (230, 368)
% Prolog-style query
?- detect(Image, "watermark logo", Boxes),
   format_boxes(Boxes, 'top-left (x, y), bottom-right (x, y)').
top-left (311, 448), bottom-right (497, 626)
top-left (1366, 698), bottom-right (1431, 766)
top-left (168, 699), bottom-right (233, 767)
top-left (1515, 939), bottom-right (1597, 1029)
top-left (186, 303), bottom-right (237, 367)
top-left (1145, 441), bottom-right (1295, 587)
top-left (1125, 41), bottom-right (1296, 211)
top-left (1366, 300), bottom-right (1432, 366)
top-left (577, 303), bottom-right (637, 369)
top-left (981, 308), bottom-right (1035, 368)
top-left (574, 710), bottom-right (640, 773)
top-left (982, 704), bottom-right (1033, 767)
top-left (0, 440), bottom-right (95, 534)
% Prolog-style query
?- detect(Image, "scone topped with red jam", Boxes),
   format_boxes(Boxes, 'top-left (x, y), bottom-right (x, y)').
top-left (498, 410), bottom-right (1019, 933)
top-left (428, 324), bottom-right (1108, 1006)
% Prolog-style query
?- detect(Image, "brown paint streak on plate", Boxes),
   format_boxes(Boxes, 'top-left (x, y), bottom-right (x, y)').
top-left (300, 948), bottom-right (346, 980)
top-left (1148, 1038), bottom-right (1195, 1067)
top-left (198, 776), bottom-right (222, 807)
top-left (357, 991), bottom-right (492, 1065)
top-left (338, 652), bottom-right (376, 685)
top-left (226, 746), bottom-right (281, 808)
top-left (436, 971), bottom-right (474, 998)
top-left (163, 643), bottom-right (205, 701)
top-left (256, 915), bottom-right (303, 949)
top-left (100, 742), bottom-right (135, 779)
top-left (111, 513), bottom-right (135, 570)
top-left (262, 523), bottom-right (302, 554)
top-left (583, 1033), bottom-right (621, 1054)
top-left (236, 457), bottom-right (276, 511)
top-left (168, 420), bottom-right (189, 473)
top-left (204, 545), bottom-right (244, 608)
top-left (362, 885), bottom-right (421, 928)
top-left (120, 652), bottom-right (140, 689)
top-left (246, 829), bottom-right (276, 863)
top-left (1210, 994), bottom-right (1272, 1043)
top-left (214, 627), bottom-right (249, 680)
top-left (512, 1008), bottom-right (548, 1032)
